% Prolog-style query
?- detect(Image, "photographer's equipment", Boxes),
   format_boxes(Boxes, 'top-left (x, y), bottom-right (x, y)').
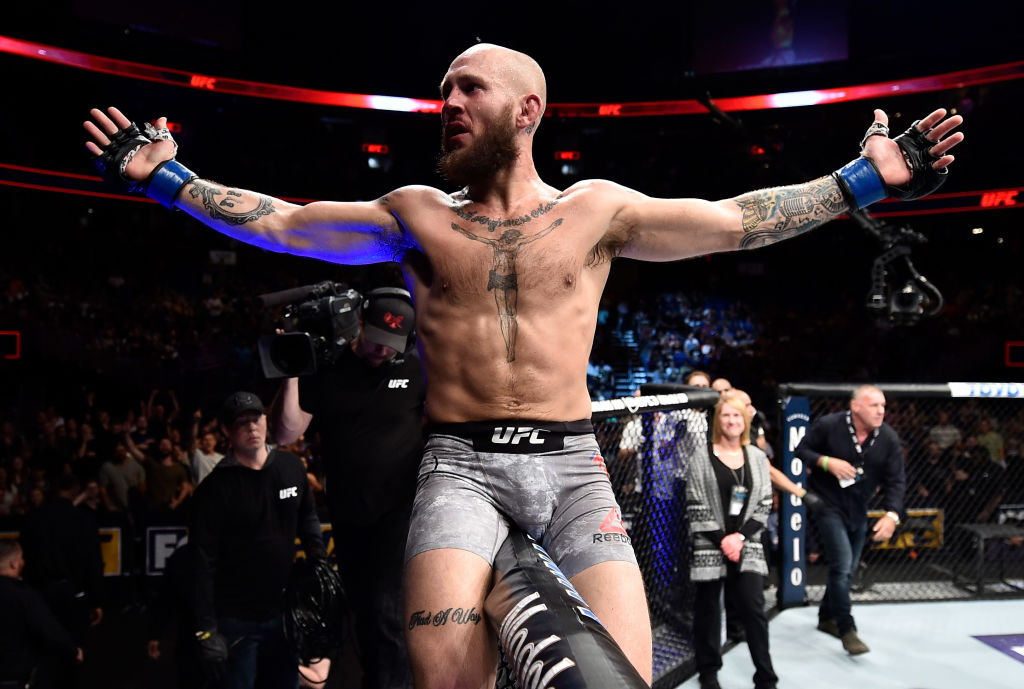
top-left (284, 557), bottom-right (348, 675)
top-left (852, 211), bottom-right (944, 326)
top-left (257, 281), bottom-right (362, 378)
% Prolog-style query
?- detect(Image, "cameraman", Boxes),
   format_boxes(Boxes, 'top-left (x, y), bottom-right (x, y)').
top-left (270, 288), bottom-right (425, 689)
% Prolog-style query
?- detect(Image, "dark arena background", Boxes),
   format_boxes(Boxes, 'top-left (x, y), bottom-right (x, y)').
top-left (1, 1), bottom-right (1023, 688)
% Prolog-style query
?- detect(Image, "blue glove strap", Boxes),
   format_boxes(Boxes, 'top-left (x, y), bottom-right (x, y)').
top-left (146, 160), bottom-right (197, 209)
top-left (833, 157), bottom-right (886, 211)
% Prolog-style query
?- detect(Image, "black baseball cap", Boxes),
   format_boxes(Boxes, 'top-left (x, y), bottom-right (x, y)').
top-left (362, 295), bottom-right (415, 352)
top-left (221, 391), bottom-right (265, 425)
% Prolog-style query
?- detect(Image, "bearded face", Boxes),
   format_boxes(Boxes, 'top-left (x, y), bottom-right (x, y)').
top-left (438, 102), bottom-right (519, 186)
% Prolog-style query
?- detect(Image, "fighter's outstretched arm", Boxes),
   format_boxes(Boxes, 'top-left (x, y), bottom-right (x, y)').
top-left (615, 108), bottom-right (963, 262)
top-left (84, 107), bottom-right (412, 265)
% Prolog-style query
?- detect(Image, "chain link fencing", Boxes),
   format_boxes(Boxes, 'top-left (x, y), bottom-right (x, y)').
top-left (778, 383), bottom-right (1024, 606)
top-left (591, 387), bottom-right (720, 689)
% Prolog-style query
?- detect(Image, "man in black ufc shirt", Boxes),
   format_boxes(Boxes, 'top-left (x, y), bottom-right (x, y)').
top-left (271, 289), bottom-right (424, 689)
top-left (191, 391), bottom-right (325, 689)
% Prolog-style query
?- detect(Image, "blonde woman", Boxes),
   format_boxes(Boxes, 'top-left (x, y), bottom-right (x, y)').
top-left (686, 396), bottom-right (777, 689)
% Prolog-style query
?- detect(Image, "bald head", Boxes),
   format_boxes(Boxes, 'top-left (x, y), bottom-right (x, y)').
top-left (446, 43), bottom-right (547, 113)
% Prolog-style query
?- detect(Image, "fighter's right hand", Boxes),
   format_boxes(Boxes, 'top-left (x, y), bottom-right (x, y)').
top-left (83, 107), bottom-right (176, 185)
top-left (824, 456), bottom-right (857, 481)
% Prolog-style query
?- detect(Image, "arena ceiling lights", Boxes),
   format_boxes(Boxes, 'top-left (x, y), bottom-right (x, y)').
top-left (3, 35), bottom-right (1023, 117)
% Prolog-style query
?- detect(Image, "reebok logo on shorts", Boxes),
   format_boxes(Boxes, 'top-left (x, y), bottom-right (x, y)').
top-left (593, 508), bottom-right (631, 544)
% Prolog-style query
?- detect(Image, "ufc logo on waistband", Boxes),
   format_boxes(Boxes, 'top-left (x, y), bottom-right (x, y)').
top-left (388, 379), bottom-right (410, 388)
top-left (279, 486), bottom-right (298, 499)
top-left (491, 427), bottom-right (548, 445)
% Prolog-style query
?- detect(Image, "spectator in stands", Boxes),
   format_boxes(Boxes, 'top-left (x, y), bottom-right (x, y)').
top-left (976, 417), bottom-right (1006, 466)
top-left (127, 435), bottom-right (192, 524)
top-left (0, 540), bottom-right (83, 689)
top-left (711, 377), bottom-right (732, 395)
top-left (7, 454), bottom-right (29, 499)
top-left (72, 478), bottom-right (105, 517)
top-left (687, 395), bottom-right (777, 689)
top-left (685, 370), bottom-right (711, 387)
top-left (1, 419), bottom-right (26, 463)
top-left (98, 440), bottom-right (147, 520)
top-left (928, 409), bottom-right (962, 451)
top-left (0, 467), bottom-right (18, 518)
top-left (130, 414), bottom-right (156, 454)
top-left (189, 409), bottom-right (224, 485)
top-left (947, 436), bottom-right (1005, 524)
top-left (1005, 437), bottom-right (1024, 504)
top-left (907, 440), bottom-right (954, 509)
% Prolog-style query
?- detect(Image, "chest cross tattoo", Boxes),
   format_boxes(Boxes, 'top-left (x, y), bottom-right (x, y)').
top-left (450, 217), bottom-right (564, 362)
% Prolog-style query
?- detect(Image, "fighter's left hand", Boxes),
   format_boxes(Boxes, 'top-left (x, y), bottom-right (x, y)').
top-left (871, 514), bottom-right (897, 542)
top-left (862, 108), bottom-right (964, 187)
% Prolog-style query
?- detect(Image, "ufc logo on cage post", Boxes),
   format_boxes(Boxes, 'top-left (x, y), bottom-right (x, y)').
top-left (279, 486), bottom-right (298, 500)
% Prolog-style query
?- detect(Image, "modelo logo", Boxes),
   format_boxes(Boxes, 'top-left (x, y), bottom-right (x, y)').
top-left (491, 427), bottom-right (548, 445)
top-left (388, 379), bottom-right (410, 388)
top-left (279, 486), bottom-right (298, 499)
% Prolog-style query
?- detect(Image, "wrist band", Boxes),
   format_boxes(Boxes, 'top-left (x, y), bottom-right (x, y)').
top-left (885, 510), bottom-right (901, 526)
top-left (833, 157), bottom-right (887, 211)
top-left (822, 456), bottom-right (829, 472)
top-left (146, 159), bottom-right (197, 209)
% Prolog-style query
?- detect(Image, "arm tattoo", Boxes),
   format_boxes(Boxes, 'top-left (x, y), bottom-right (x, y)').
top-left (188, 180), bottom-right (276, 226)
top-left (734, 175), bottom-right (848, 249)
top-left (450, 217), bottom-right (564, 363)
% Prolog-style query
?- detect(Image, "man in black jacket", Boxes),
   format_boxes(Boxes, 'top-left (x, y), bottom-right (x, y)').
top-left (796, 385), bottom-right (906, 656)
top-left (190, 391), bottom-right (326, 689)
top-left (0, 539), bottom-right (82, 689)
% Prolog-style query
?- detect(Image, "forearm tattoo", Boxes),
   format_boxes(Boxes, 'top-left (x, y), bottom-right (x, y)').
top-left (734, 175), bottom-right (848, 248)
top-left (188, 180), bottom-right (277, 226)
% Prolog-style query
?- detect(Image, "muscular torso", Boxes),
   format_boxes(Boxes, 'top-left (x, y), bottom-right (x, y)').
top-left (388, 182), bottom-right (623, 423)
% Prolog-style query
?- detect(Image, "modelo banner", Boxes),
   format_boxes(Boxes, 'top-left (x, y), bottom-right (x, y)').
top-left (780, 396), bottom-right (810, 607)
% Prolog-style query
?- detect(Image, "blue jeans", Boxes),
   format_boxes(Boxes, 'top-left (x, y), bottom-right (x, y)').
top-left (813, 511), bottom-right (867, 635)
top-left (218, 615), bottom-right (298, 689)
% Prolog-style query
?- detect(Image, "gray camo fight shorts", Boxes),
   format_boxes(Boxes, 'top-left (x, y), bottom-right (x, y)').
top-left (405, 419), bottom-right (638, 579)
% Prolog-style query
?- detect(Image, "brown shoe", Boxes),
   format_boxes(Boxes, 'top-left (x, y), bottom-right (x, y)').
top-left (816, 619), bottom-right (841, 638)
top-left (841, 630), bottom-right (870, 655)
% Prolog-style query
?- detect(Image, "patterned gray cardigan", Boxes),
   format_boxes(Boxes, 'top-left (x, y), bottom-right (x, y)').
top-left (686, 442), bottom-right (773, 582)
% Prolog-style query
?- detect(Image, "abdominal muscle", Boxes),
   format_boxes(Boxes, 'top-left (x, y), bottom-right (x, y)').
top-left (415, 291), bottom-right (599, 423)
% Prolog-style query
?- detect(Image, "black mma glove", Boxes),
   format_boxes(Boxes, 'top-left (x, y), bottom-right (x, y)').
top-left (195, 629), bottom-right (229, 680)
top-left (802, 490), bottom-right (825, 513)
top-left (834, 118), bottom-right (949, 211)
top-left (92, 118), bottom-right (195, 208)
top-left (886, 121), bottom-right (949, 201)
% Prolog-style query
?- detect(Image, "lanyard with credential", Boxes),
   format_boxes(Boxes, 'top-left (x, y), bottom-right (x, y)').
top-left (844, 411), bottom-right (879, 464)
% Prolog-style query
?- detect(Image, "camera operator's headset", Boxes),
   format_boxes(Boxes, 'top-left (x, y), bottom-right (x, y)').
top-left (361, 287), bottom-right (415, 351)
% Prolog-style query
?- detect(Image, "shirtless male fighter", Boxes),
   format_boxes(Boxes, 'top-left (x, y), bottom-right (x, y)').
top-left (84, 42), bottom-right (963, 688)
